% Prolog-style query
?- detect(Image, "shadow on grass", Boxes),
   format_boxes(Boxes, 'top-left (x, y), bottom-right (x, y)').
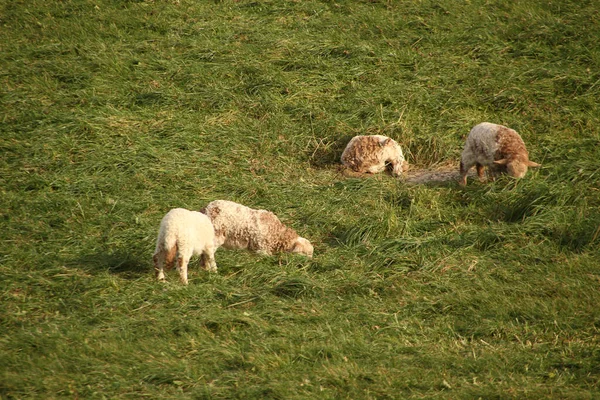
top-left (70, 248), bottom-right (149, 279)
top-left (308, 134), bottom-right (354, 168)
top-left (269, 275), bottom-right (323, 299)
top-left (546, 213), bottom-right (600, 253)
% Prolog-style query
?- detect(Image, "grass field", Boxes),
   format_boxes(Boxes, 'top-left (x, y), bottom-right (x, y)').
top-left (1, 0), bottom-right (600, 398)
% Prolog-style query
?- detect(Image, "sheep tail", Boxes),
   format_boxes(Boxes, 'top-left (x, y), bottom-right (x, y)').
top-left (164, 242), bottom-right (178, 270)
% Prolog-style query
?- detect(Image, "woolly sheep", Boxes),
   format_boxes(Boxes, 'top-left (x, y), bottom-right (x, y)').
top-left (153, 208), bottom-right (217, 285)
top-left (459, 122), bottom-right (541, 186)
top-left (341, 135), bottom-right (409, 177)
top-left (201, 200), bottom-right (314, 258)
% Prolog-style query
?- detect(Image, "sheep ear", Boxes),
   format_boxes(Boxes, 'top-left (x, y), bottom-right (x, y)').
top-left (290, 241), bottom-right (301, 252)
top-left (527, 161), bottom-right (541, 167)
top-left (379, 138), bottom-right (390, 147)
top-left (493, 159), bottom-right (509, 165)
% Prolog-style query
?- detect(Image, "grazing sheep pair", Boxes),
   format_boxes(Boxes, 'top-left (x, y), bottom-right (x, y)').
top-left (340, 122), bottom-right (540, 185)
top-left (153, 200), bottom-right (313, 284)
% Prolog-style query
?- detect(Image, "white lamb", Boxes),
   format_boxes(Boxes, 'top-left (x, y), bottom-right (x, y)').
top-left (201, 200), bottom-right (314, 258)
top-left (341, 135), bottom-right (409, 177)
top-left (153, 208), bottom-right (217, 285)
top-left (459, 122), bottom-right (541, 186)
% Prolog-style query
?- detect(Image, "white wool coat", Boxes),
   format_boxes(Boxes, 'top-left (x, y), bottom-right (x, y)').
top-left (202, 200), bottom-right (313, 257)
top-left (153, 208), bottom-right (217, 284)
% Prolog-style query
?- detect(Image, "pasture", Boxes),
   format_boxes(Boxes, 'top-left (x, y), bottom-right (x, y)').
top-left (1, 0), bottom-right (599, 398)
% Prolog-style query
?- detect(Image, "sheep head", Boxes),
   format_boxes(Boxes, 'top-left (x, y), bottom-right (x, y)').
top-left (494, 158), bottom-right (541, 178)
top-left (291, 237), bottom-right (314, 258)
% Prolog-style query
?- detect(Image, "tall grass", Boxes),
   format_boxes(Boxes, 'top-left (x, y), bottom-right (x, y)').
top-left (1, 0), bottom-right (599, 398)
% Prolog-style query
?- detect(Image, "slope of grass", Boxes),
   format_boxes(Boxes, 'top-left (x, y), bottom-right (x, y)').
top-left (1, 0), bottom-right (599, 398)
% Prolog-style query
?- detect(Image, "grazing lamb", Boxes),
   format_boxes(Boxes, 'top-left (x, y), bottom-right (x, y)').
top-left (459, 122), bottom-right (541, 186)
top-left (153, 208), bottom-right (217, 285)
top-left (201, 200), bottom-right (314, 258)
top-left (341, 135), bottom-right (409, 177)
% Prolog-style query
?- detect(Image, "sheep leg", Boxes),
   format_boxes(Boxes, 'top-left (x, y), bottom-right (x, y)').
top-left (177, 256), bottom-right (190, 285)
top-left (476, 163), bottom-right (485, 182)
top-left (153, 251), bottom-right (166, 281)
top-left (459, 160), bottom-right (472, 186)
top-left (203, 249), bottom-right (218, 273)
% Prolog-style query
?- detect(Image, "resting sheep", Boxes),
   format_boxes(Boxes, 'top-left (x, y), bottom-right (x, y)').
top-left (459, 122), bottom-right (541, 186)
top-left (153, 208), bottom-right (217, 285)
top-left (341, 135), bottom-right (409, 177)
top-left (201, 200), bottom-right (314, 258)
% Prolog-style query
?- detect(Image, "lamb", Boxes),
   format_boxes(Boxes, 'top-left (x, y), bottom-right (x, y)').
top-left (459, 122), bottom-right (541, 186)
top-left (153, 208), bottom-right (218, 285)
top-left (201, 200), bottom-right (314, 258)
top-left (341, 135), bottom-right (409, 177)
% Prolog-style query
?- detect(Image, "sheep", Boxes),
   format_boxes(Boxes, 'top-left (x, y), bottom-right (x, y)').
top-left (341, 135), bottom-right (409, 177)
top-left (201, 200), bottom-right (314, 258)
top-left (459, 122), bottom-right (541, 186)
top-left (153, 208), bottom-right (217, 285)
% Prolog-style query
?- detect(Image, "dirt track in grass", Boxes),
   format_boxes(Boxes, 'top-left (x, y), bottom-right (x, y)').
top-left (341, 162), bottom-right (477, 184)
top-left (404, 163), bottom-right (473, 185)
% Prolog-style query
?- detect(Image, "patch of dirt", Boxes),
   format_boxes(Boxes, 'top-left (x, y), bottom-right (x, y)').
top-left (405, 163), bottom-right (472, 185)
top-left (338, 162), bottom-right (478, 184)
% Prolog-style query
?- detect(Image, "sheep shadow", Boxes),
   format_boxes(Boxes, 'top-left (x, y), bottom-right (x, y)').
top-left (69, 248), bottom-right (149, 279)
top-left (308, 134), bottom-right (354, 168)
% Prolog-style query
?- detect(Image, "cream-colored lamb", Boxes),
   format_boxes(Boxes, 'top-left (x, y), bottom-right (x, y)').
top-left (459, 122), bottom-right (541, 186)
top-left (153, 208), bottom-right (217, 285)
top-left (201, 200), bottom-right (314, 258)
top-left (341, 135), bottom-right (409, 176)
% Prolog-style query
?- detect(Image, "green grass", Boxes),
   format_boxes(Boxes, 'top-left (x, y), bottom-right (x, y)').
top-left (1, 0), bottom-right (600, 398)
